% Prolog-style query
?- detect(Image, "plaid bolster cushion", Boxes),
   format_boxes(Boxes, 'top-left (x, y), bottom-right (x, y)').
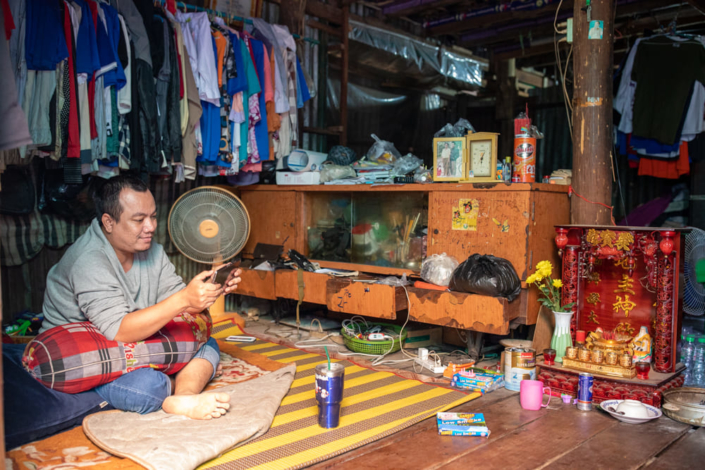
top-left (22, 312), bottom-right (212, 394)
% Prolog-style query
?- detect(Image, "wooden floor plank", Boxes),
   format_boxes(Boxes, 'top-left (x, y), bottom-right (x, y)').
top-left (309, 389), bottom-right (517, 469)
top-left (644, 426), bottom-right (705, 470)
top-left (543, 414), bottom-right (690, 470)
top-left (439, 405), bottom-right (614, 470)
top-left (312, 391), bottom-right (549, 470)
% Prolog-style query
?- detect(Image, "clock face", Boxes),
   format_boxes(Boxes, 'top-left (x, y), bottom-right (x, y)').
top-left (470, 140), bottom-right (492, 177)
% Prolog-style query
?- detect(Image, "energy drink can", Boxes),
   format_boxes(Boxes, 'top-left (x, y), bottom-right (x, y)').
top-left (577, 372), bottom-right (594, 411)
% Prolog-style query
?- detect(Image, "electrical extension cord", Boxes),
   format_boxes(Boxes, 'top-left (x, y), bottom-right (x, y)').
top-left (414, 357), bottom-right (447, 375)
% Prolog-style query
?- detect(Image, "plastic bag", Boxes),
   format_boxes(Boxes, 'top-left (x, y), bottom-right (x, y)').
top-left (414, 167), bottom-right (433, 183)
top-left (377, 273), bottom-right (411, 286)
top-left (366, 134), bottom-right (402, 164)
top-left (420, 253), bottom-right (459, 287)
top-left (434, 118), bottom-right (476, 138)
top-left (392, 153), bottom-right (423, 176)
top-left (320, 163), bottom-right (357, 182)
top-left (449, 254), bottom-right (521, 301)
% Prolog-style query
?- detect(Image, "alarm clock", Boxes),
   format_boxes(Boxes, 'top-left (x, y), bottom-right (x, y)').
top-left (462, 132), bottom-right (499, 183)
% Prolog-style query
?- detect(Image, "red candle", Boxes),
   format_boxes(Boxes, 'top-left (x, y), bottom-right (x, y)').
top-left (576, 330), bottom-right (586, 344)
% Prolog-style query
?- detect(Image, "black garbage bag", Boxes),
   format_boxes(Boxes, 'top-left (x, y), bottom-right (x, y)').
top-left (449, 254), bottom-right (521, 301)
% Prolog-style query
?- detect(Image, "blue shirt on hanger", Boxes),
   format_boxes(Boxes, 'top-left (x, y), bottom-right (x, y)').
top-left (250, 38), bottom-right (270, 162)
top-left (73, 0), bottom-right (101, 76)
top-left (25, 0), bottom-right (68, 70)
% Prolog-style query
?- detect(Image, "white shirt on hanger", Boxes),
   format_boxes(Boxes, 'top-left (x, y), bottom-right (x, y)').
top-left (176, 11), bottom-right (220, 107)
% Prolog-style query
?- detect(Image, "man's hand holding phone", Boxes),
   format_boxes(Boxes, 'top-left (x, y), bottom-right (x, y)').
top-left (210, 261), bottom-right (242, 295)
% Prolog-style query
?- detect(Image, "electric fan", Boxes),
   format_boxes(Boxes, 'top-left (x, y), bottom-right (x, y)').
top-left (683, 227), bottom-right (705, 316)
top-left (168, 186), bottom-right (250, 319)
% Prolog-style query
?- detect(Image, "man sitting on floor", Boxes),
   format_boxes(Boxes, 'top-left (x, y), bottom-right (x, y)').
top-left (40, 174), bottom-right (242, 420)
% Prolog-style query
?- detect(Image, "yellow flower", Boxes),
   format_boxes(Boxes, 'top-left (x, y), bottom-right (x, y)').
top-left (536, 260), bottom-right (553, 278)
top-left (526, 274), bottom-right (537, 284)
top-left (553, 279), bottom-right (563, 288)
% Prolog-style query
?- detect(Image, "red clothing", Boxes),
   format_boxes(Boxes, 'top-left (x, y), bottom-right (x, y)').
top-left (2, 0), bottom-right (14, 40)
top-left (637, 141), bottom-right (690, 179)
top-left (87, 0), bottom-right (98, 140)
top-left (63, 4), bottom-right (80, 158)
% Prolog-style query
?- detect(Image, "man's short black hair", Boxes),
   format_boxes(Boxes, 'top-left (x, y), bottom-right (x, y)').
top-left (94, 174), bottom-right (149, 226)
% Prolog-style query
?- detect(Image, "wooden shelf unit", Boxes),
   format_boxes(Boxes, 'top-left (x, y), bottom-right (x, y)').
top-left (237, 183), bottom-right (569, 333)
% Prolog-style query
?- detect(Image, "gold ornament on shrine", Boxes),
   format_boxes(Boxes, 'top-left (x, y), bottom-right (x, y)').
top-left (600, 230), bottom-right (617, 247)
top-left (615, 232), bottom-right (634, 251)
top-left (587, 311), bottom-right (600, 325)
top-left (614, 322), bottom-right (636, 337)
top-left (614, 274), bottom-right (636, 295)
top-left (613, 295), bottom-right (637, 317)
top-left (586, 229), bottom-right (601, 245)
top-left (586, 292), bottom-right (601, 305)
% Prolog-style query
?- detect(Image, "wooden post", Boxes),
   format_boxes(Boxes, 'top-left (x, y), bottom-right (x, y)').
top-left (340, 6), bottom-right (349, 146)
top-left (571, 0), bottom-right (614, 224)
top-left (280, 0), bottom-right (306, 35)
top-left (495, 59), bottom-right (516, 161)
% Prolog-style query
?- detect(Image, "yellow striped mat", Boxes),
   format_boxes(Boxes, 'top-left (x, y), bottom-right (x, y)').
top-left (199, 324), bottom-right (482, 470)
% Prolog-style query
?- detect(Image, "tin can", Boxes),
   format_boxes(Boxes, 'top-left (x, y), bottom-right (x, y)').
top-left (513, 136), bottom-right (536, 182)
top-left (578, 347), bottom-right (591, 362)
top-left (577, 372), bottom-right (594, 411)
top-left (504, 347), bottom-right (536, 391)
top-left (591, 349), bottom-right (604, 364)
top-left (565, 346), bottom-right (578, 360)
top-left (606, 351), bottom-right (619, 366)
top-left (511, 175), bottom-right (520, 183)
top-left (620, 353), bottom-right (632, 368)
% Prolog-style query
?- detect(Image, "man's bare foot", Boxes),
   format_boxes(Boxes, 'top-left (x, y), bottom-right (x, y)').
top-left (162, 392), bottom-right (231, 419)
top-left (214, 364), bottom-right (223, 378)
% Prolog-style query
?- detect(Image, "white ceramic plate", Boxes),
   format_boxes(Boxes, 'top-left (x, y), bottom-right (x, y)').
top-left (599, 399), bottom-right (662, 424)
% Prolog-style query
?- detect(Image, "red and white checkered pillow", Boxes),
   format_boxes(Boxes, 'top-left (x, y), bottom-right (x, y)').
top-left (22, 312), bottom-right (212, 394)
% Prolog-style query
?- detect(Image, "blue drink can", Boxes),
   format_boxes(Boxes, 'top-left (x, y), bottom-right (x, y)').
top-left (315, 363), bottom-right (345, 428)
top-left (577, 372), bottom-right (593, 411)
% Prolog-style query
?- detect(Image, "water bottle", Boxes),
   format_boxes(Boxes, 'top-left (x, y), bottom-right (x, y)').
top-left (681, 335), bottom-right (696, 386)
top-left (503, 157), bottom-right (512, 183)
top-left (692, 337), bottom-right (705, 388)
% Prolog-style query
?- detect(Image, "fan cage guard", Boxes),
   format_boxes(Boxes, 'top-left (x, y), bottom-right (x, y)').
top-left (168, 186), bottom-right (250, 264)
top-left (684, 227), bottom-right (705, 316)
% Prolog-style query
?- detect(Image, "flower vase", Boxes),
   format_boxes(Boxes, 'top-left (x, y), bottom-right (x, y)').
top-left (550, 311), bottom-right (574, 363)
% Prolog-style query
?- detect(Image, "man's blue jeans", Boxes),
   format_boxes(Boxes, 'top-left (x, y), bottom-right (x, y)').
top-left (94, 337), bottom-right (220, 414)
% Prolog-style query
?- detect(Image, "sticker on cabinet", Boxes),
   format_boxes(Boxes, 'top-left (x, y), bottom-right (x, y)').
top-left (452, 198), bottom-right (479, 231)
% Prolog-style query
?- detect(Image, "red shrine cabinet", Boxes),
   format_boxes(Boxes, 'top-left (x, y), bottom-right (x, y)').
top-left (538, 225), bottom-right (687, 408)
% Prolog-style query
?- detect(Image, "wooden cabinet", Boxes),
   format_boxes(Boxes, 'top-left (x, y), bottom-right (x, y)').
top-left (238, 183), bottom-right (569, 333)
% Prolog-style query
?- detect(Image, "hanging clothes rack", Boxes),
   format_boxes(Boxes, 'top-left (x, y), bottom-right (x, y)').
top-left (161, 1), bottom-right (320, 44)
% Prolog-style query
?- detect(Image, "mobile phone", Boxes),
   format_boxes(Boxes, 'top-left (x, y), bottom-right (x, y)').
top-left (210, 261), bottom-right (240, 285)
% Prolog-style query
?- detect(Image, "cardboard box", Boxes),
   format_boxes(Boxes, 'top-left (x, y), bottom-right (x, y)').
top-left (404, 325), bottom-right (443, 349)
top-left (276, 171), bottom-right (321, 185)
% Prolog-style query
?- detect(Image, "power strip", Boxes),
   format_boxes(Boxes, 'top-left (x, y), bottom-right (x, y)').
top-left (414, 357), bottom-right (447, 374)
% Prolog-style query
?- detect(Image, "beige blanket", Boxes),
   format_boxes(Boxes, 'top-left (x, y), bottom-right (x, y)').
top-left (82, 364), bottom-right (296, 470)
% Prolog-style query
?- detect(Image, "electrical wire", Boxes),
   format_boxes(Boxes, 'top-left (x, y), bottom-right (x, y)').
top-left (553, 0), bottom-right (573, 139)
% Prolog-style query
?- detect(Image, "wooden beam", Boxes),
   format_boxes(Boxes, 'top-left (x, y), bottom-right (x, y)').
top-left (686, 0), bottom-right (705, 15)
top-left (493, 42), bottom-right (556, 61)
top-left (572, 0), bottom-right (614, 225)
top-left (429, 2), bottom-right (572, 37)
top-left (306, 0), bottom-right (343, 24)
top-left (307, 19), bottom-right (343, 38)
top-left (433, 0), bottom-right (677, 38)
top-left (384, 0), bottom-right (462, 18)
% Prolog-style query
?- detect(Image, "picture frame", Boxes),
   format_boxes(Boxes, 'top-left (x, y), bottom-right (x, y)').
top-left (433, 137), bottom-right (466, 182)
